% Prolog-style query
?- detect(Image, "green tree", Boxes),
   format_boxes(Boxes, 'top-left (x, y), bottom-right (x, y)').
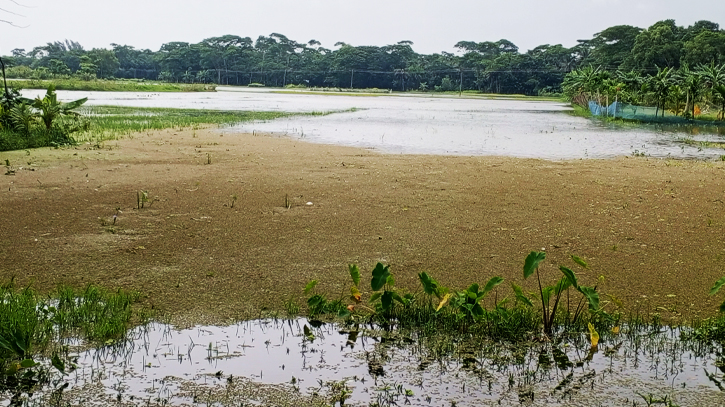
top-left (681, 31), bottom-right (725, 67)
top-left (47, 59), bottom-right (71, 76)
top-left (588, 25), bottom-right (642, 69)
top-left (626, 20), bottom-right (684, 70)
top-left (87, 48), bottom-right (120, 79)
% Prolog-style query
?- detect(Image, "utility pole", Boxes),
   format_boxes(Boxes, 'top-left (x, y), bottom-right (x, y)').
top-left (283, 54), bottom-right (290, 87)
top-left (0, 56), bottom-right (8, 100)
top-left (350, 69), bottom-right (354, 89)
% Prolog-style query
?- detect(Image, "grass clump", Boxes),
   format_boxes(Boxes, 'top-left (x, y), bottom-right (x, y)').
top-left (0, 279), bottom-right (146, 403)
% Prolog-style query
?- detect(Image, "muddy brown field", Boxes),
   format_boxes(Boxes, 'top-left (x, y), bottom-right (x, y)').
top-left (1, 128), bottom-right (724, 326)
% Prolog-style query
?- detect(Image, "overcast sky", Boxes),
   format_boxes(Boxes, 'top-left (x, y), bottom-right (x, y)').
top-left (2, 0), bottom-right (725, 55)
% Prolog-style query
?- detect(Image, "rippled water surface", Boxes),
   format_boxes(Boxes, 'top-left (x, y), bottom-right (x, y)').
top-left (21, 87), bottom-right (725, 159)
top-left (8, 319), bottom-right (725, 406)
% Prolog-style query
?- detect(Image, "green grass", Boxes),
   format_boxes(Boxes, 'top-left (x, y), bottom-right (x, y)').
top-left (0, 127), bottom-right (77, 151)
top-left (7, 79), bottom-right (216, 92)
top-left (0, 280), bottom-right (144, 356)
top-left (1, 106), bottom-right (356, 151)
top-left (75, 106), bottom-right (341, 143)
top-left (563, 103), bottom-right (593, 118)
top-left (0, 280), bottom-right (146, 401)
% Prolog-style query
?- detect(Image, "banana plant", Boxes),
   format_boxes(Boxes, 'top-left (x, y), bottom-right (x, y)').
top-left (32, 85), bottom-right (87, 130)
top-left (713, 85), bottom-right (725, 121)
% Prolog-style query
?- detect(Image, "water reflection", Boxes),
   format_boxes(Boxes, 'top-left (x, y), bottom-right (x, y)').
top-left (12, 319), bottom-right (723, 406)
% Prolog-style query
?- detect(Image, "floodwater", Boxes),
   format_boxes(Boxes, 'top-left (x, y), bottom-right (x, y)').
top-left (11, 319), bottom-right (725, 406)
top-left (20, 87), bottom-right (725, 160)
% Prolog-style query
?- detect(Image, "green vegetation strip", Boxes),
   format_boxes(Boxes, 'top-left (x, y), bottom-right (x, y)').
top-left (303, 253), bottom-right (725, 345)
top-left (7, 79), bottom-right (215, 93)
top-left (0, 281), bottom-right (146, 399)
top-left (76, 106), bottom-right (350, 143)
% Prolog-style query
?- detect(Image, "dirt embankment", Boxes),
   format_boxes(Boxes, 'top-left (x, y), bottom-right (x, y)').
top-left (1, 128), bottom-right (724, 325)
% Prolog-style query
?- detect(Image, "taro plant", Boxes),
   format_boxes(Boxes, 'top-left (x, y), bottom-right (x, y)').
top-left (449, 277), bottom-right (504, 320)
top-left (523, 251), bottom-right (602, 335)
top-left (368, 263), bottom-right (412, 315)
top-left (710, 276), bottom-right (725, 312)
top-left (418, 272), bottom-right (450, 310)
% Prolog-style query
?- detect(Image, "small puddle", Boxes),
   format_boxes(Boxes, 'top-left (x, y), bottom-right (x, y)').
top-left (11, 319), bottom-right (725, 406)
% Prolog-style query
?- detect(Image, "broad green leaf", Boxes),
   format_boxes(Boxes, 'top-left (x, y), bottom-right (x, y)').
top-left (482, 276), bottom-right (504, 297)
top-left (51, 354), bottom-right (65, 374)
top-left (307, 294), bottom-right (324, 308)
top-left (524, 251), bottom-right (546, 279)
top-left (381, 291), bottom-right (394, 311)
top-left (467, 283), bottom-right (480, 295)
top-left (542, 286), bottom-right (554, 304)
top-left (337, 308), bottom-right (351, 318)
top-left (371, 263), bottom-right (390, 291)
top-left (709, 276), bottom-right (725, 296)
top-left (511, 283), bottom-right (533, 307)
top-left (20, 359), bottom-right (37, 368)
top-left (349, 264), bottom-right (360, 287)
top-left (436, 293), bottom-right (453, 311)
top-left (559, 266), bottom-right (578, 289)
top-left (387, 275), bottom-right (395, 287)
top-left (303, 280), bottom-right (318, 294)
top-left (419, 272), bottom-right (441, 297)
top-left (472, 303), bottom-right (485, 318)
top-left (554, 276), bottom-right (572, 295)
top-left (720, 300), bottom-right (725, 313)
top-left (60, 97), bottom-right (88, 112)
top-left (579, 285), bottom-right (600, 311)
top-left (369, 292), bottom-right (382, 303)
top-left (570, 255), bottom-right (588, 269)
top-left (393, 292), bottom-right (408, 305)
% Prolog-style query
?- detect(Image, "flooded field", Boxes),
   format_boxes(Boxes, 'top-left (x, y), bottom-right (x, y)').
top-left (20, 88), bottom-right (725, 160)
top-left (8, 319), bottom-right (723, 406)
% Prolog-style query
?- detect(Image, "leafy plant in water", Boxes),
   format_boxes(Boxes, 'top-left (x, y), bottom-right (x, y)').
top-left (450, 277), bottom-right (504, 319)
top-left (368, 263), bottom-right (412, 315)
top-left (303, 278), bottom-right (347, 318)
top-left (523, 251), bottom-right (602, 335)
top-left (418, 272), bottom-right (450, 310)
top-left (710, 276), bottom-right (725, 312)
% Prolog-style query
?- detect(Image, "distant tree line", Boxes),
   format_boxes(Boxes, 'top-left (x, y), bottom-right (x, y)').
top-left (2, 19), bottom-right (724, 96)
